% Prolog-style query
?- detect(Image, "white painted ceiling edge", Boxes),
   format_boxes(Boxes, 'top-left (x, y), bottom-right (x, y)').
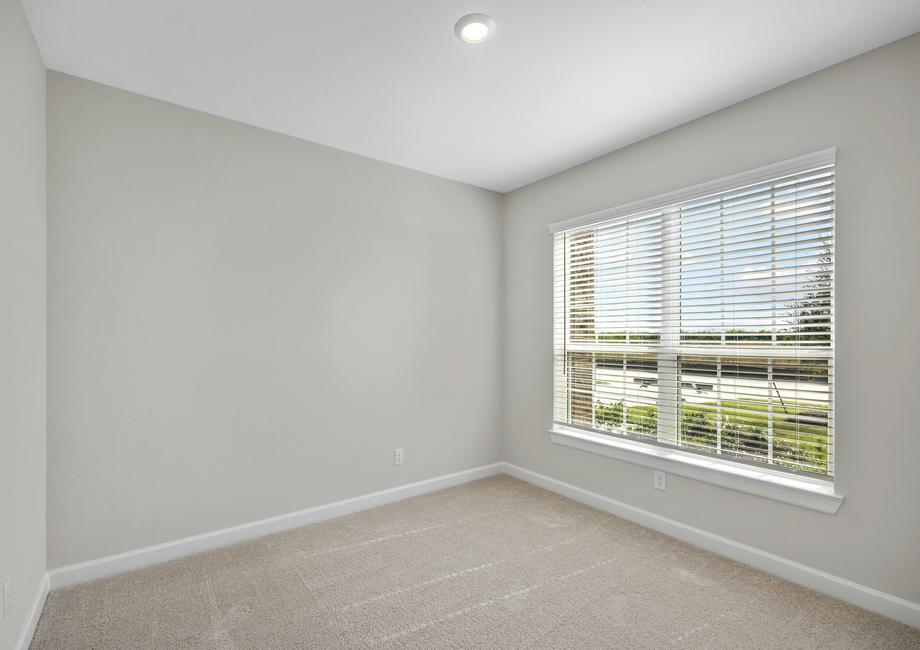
top-left (21, 0), bottom-right (920, 192)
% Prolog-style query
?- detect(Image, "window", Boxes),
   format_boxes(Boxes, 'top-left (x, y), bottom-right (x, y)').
top-left (552, 152), bottom-right (835, 479)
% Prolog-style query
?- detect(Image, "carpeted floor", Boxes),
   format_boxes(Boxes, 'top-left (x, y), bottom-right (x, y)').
top-left (31, 475), bottom-right (920, 649)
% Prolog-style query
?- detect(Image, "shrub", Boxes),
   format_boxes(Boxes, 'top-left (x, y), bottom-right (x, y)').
top-left (626, 405), bottom-right (657, 437)
top-left (591, 397), bottom-right (829, 474)
top-left (680, 405), bottom-right (717, 447)
top-left (720, 414), bottom-right (768, 456)
top-left (594, 400), bottom-right (624, 429)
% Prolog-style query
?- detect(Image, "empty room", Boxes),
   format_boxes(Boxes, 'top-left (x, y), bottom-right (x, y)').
top-left (3, 0), bottom-right (920, 648)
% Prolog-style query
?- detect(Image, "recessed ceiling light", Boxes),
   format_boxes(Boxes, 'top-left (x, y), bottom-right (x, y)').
top-left (455, 14), bottom-right (495, 45)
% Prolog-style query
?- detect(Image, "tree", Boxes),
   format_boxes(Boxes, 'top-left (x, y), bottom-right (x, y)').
top-left (785, 243), bottom-right (832, 345)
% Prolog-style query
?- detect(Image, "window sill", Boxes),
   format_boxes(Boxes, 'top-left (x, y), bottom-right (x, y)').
top-left (549, 426), bottom-right (843, 514)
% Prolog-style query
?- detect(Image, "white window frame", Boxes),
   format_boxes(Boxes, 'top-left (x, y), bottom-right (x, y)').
top-left (548, 149), bottom-right (843, 514)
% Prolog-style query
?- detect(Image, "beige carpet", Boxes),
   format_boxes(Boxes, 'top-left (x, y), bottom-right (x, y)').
top-left (31, 475), bottom-right (920, 649)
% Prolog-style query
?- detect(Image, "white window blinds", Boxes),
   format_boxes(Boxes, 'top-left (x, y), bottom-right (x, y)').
top-left (552, 152), bottom-right (835, 477)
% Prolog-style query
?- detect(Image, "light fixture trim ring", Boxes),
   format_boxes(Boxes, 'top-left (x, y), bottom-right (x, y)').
top-left (454, 13), bottom-right (496, 44)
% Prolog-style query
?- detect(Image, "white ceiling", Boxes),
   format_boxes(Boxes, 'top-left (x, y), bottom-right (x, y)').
top-left (22, 1), bottom-right (920, 192)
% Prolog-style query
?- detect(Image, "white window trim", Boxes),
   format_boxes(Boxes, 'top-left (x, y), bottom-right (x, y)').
top-left (547, 148), bottom-right (837, 235)
top-left (549, 425), bottom-right (842, 514)
top-left (548, 149), bottom-right (842, 513)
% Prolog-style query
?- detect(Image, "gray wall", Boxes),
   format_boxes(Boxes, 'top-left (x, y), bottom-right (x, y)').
top-left (47, 72), bottom-right (503, 568)
top-left (0, 0), bottom-right (46, 646)
top-left (502, 33), bottom-right (920, 603)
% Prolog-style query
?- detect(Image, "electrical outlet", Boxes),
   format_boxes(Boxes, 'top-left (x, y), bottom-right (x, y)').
top-left (653, 470), bottom-right (667, 491)
top-left (394, 448), bottom-right (405, 465)
top-left (2, 578), bottom-right (11, 620)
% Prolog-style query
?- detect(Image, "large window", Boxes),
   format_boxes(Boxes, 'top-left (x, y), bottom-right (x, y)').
top-left (552, 153), bottom-right (835, 478)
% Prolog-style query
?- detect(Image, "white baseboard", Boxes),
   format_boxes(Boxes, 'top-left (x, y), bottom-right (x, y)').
top-left (48, 462), bottom-right (503, 590)
top-left (501, 462), bottom-right (920, 630)
top-left (14, 572), bottom-right (49, 650)
top-left (43, 459), bottom-right (920, 631)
